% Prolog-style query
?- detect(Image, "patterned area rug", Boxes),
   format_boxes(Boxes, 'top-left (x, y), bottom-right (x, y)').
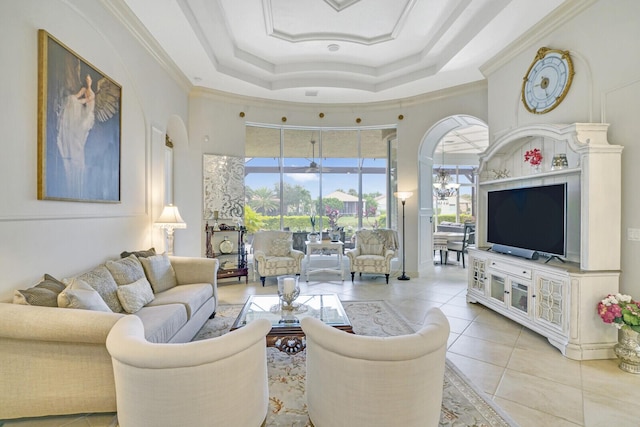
top-left (194, 301), bottom-right (517, 427)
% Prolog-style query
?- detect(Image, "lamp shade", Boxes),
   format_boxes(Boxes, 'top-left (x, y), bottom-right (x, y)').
top-left (394, 191), bottom-right (413, 201)
top-left (155, 205), bottom-right (187, 229)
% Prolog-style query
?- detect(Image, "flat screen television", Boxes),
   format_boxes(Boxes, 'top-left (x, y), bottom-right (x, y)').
top-left (487, 183), bottom-right (567, 258)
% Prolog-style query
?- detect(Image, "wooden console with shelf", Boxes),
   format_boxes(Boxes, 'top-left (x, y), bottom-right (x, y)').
top-left (205, 223), bottom-right (248, 283)
top-left (468, 123), bottom-right (622, 360)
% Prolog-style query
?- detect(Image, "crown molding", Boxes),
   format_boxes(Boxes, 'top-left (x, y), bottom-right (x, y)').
top-left (190, 80), bottom-right (487, 111)
top-left (480, 0), bottom-right (598, 77)
top-left (101, 0), bottom-right (192, 93)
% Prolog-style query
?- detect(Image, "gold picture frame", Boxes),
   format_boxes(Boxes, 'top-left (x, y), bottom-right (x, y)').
top-left (37, 29), bottom-right (122, 202)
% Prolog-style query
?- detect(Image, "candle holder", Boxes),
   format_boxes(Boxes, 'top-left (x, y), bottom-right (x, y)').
top-left (277, 275), bottom-right (300, 310)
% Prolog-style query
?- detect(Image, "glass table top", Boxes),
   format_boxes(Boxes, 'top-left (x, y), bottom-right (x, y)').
top-left (232, 293), bottom-right (350, 330)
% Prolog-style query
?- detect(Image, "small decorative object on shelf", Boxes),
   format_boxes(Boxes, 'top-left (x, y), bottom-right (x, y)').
top-left (597, 293), bottom-right (640, 373)
top-left (277, 275), bottom-right (300, 310)
top-left (490, 169), bottom-right (510, 179)
top-left (219, 236), bottom-right (233, 254)
top-left (212, 210), bottom-right (220, 231)
top-left (551, 153), bottom-right (569, 170)
top-left (524, 148), bottom-right (543, 172)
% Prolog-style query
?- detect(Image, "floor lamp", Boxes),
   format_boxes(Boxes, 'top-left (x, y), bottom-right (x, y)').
top-left (394, 191), bottom-right (413, 281)
top-left (155, 204), bottom-right (187, 255)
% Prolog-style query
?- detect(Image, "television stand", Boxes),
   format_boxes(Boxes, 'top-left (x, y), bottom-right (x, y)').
top-left (467, 248), bottom-right (618, 360)
top-left (544, 255), bottom-right (565, 264)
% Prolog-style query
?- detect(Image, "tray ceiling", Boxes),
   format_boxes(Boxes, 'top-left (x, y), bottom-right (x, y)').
top-left (120, 0), bottom-right (570, 103)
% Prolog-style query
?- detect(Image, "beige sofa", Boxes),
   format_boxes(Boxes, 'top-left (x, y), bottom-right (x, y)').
top-left (0, 254), bottom-right (218, 420)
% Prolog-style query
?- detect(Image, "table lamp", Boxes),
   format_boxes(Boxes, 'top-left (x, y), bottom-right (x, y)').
top-left (155, 204), bottom-right (187, 255)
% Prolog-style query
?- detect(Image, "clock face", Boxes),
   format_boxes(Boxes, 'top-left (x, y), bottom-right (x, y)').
top-left (522, 48), bottom-right (574, 114)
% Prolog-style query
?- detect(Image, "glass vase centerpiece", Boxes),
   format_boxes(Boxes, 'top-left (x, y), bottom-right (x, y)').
top-left (277, 275), bottom-right (300, 310)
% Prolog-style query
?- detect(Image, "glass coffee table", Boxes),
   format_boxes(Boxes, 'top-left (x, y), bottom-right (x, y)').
top-left (231, 293), bottom-right (352, 353)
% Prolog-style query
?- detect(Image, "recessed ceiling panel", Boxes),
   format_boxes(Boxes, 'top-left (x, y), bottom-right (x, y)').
top-left (121, 0), bottom-right (570, 103)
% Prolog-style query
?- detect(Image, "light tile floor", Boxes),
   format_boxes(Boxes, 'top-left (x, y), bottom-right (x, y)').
top-left (4, 260), bottom-right (640, 427)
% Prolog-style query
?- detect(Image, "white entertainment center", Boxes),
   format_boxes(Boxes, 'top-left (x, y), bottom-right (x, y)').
top-left (467, 123), bottom-right (623, 360)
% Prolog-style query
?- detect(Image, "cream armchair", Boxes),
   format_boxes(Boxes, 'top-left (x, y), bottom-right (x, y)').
top-left (345, 229), bottom-right (398, 284)
top-left (301, 307), bottom-right (450, 427)
top-left (106, 315), bottom-right (271, 427)
top-left (252, 230), bottom-right (304, 286)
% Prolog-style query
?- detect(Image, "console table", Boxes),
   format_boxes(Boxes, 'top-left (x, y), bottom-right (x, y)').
top-left (305, 240), bottom-right (344, 281)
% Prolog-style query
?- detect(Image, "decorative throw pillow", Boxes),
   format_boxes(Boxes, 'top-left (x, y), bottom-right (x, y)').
top-left (105, 254), bottom-right (146, 286)
top-left (57, 279), bottom-right (112, 312)
top-left (361, 243), bottom-right (383, 255)
top-left (268, 239), bottom-right (291, 257)
top-left (116, 277), bottom-right (155, 314)
top-left (72, 265), bottom-right (124, 313)
top-left (139, 253), bottom-right (178, 293)
top-left (120, 247), bottom-right (156, 259)
top-left (13, 274), bottom-right (66, 306)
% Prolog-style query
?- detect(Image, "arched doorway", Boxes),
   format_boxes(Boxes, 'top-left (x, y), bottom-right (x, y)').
top-left (416, 115), bottom-right (488, 276)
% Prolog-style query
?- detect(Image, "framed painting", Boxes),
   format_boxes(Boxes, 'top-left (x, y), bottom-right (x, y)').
top-left (37, 29), bottom-right (121, 202)
top-left (203, 154), bottom-right (245, 220)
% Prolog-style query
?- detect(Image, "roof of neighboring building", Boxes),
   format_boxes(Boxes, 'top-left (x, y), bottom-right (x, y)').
top-left (325, 190), bottom-right (359, 202)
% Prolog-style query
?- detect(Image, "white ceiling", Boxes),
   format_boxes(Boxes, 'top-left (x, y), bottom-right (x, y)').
top-left (120, 0), bottom-right (570, 104)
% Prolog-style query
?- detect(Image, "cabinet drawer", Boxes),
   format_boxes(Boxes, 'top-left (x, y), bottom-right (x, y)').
top-left (488, 260), bottom-right (532, 280)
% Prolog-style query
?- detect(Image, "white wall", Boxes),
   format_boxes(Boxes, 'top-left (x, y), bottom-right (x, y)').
top-left (0, 0), bottom-right (188, 300)
top-left (3, 0), bottom-right (637, 298)
top-left (483, 0), bottom-right (640, 295)
top-left (182, 85), bottom-right (488, 276)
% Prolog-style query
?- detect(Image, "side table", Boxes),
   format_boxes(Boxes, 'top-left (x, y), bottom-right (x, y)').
top-left (305, 240), bottom-right (344, 281)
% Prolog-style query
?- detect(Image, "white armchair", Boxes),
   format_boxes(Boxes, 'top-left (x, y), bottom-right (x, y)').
top-left (252, 230), bottom-right (304, 286)
top-left (345, 229), bottom-right (398, 284)
top-left (106, 315), bottom-right (271, 427)
top-left (301, 307), bottom-right (450, 427)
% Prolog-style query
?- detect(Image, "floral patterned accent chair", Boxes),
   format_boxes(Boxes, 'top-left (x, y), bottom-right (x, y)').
top-left (346, 229), bottom-right (399, 284)
top-left (252, 231), bottom-right (304, 286)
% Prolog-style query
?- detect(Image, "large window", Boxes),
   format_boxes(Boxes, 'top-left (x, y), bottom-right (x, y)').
top-left (245, 124), bottom-right (397, 240)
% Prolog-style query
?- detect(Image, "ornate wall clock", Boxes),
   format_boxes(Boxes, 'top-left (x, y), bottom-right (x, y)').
top-left (521, 47), bottom-right (574, 114)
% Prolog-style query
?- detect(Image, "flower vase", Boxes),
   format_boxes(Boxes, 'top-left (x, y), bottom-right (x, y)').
top-left (531, 164), bottom-right (541, 173)
top-left (614, 327), bottom-right (640, 374)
